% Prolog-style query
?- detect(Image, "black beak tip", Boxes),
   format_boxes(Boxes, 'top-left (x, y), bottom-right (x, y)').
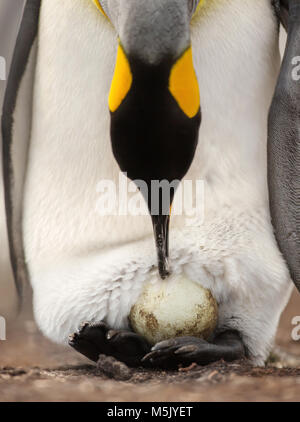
top-left (158, 260), bottom-right (170, 280)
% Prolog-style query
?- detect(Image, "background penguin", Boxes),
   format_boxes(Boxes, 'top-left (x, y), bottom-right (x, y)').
top-left (0, 0), bottom-right (24, 316)
top-left (1, 0), bottom-right (299, 368)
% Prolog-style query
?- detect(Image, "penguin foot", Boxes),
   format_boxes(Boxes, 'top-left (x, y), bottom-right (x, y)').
top-left (68, 321), bottom-right (151, 367)
top-left (142, 330), bottom-right (245, 369)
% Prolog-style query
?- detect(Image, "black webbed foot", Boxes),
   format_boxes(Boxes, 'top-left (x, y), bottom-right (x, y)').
top-left (69, 321), bottom-right (151, 367)
top-left (142, 330), bottom-right (245, 369)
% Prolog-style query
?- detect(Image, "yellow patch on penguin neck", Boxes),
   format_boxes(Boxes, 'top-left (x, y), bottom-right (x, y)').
top-left (92, 0), bottom-right (108, 19)
top-left (195, 0), bottom-right (206, 14)
top-left (109, 44), bottom-right (133, 113)
top-left (169, 47), bottom-right (200, 118)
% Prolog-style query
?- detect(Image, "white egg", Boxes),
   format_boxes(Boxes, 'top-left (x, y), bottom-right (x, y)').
top-left (129, 274), bottom-right (218, 345)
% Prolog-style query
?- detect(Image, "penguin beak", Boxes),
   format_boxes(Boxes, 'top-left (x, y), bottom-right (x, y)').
top-left (151, 214), bottom-right (170, 279)
top-left (109, 43), bottom-right (201, 280)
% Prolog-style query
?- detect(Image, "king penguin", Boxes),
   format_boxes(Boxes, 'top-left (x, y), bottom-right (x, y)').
top-left (1, 0), bottom-right (299, 367)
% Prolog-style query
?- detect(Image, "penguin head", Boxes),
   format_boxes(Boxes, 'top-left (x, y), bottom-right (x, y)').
top-left (94, 0), bottom-right (202, 278)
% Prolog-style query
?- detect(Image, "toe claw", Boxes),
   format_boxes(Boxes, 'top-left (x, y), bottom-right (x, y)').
top-left (141, 352), bottom-right (155, 362)
top-left (142, 346), bottom-right (175, 363)
top-left (152, 338), bottom-right (175, 351)
top-left (68, 332), bottom-right (81, 347)
top-left (79, 321), bottom-right (90, 332)
top-left (106, 330), bottom-right (118, 340)
top-left (68, 333), bottom-right (76, 343)
top-left (174, 345), bottom-right (198, 355)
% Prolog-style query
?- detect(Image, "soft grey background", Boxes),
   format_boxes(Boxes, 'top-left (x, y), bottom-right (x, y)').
top-left (0, 1), bottom-right (287, 320)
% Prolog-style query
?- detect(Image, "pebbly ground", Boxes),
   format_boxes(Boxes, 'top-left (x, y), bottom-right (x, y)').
top-left (0, 290), bottom-right (299, 402)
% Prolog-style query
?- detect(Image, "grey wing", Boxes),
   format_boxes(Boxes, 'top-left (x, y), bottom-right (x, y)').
top-left (1, 0), bottom-right (41, 301)
top-left (268, 0), bottom-right (300, 292)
